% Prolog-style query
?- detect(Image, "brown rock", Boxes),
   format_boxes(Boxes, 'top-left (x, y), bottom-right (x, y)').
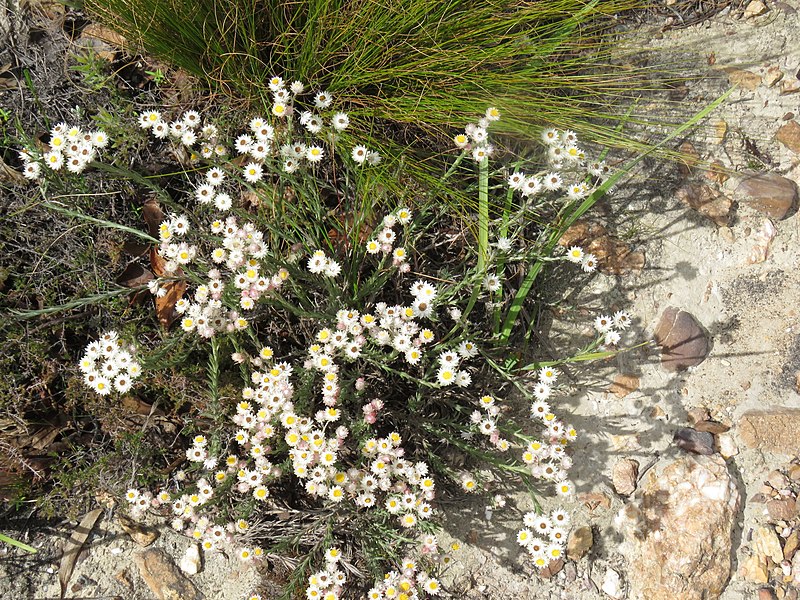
top-left (760, 588), bottom-right (778, 600)
top-left (744, 0), bottom-right (768, 17)
top-left (539, 558), bottom-right (564, 579)
top-left (783, 530), bottom-right (799, 560)
top-left (676, 184), bottom-right (732, 226)
top-left (741, 554), bottom-right (770, 583)
top-left (704, 160), bottom-right (730, 184)
top-left (567, 526), bottom-right (594, 561)
top-left (777, 121), bottom-right (800, 154)
top-left (119, 516), bottom-right (159, 547)
top-left (687, 407), bottom-right (710, 425)
top-left (738, 410), bottom-right (800, 454)
top-left (784, 112), bottom-right (796, 121)
top-left (577, 491), bottom-right (611, 512)
top-left (754, 526), bottom-right (785, 563)
top-left (654, 307), bottom-right (710, 371)
top-left (608, 374), bottom-right (639, 398)
top-left (134, 548), bottom-right (204, 600)
top-left (726, 68), bottom-right (762, 91)
top-left (767, 470), bottom-right (789, 490)
top-left (788, 464), bottom-right (800, 482)
top-left (557, 220), bottom-right (645, 274)
top-left (767, 498), bottom-right (798, 521)
top-left (780, 80), bottom-right (800, 95)
top-left (736, 173), bottom-right (797, 220)
top-left (765, 67), bottom-right (785, 87)
top-left (612, 458), bottom-right (639, 496)
top-left (624, 454), bottom-right (740, 599)
top-left (674, 427), bottom-right (715, 455)
top-left (694, 420), bottom-right (731, 434)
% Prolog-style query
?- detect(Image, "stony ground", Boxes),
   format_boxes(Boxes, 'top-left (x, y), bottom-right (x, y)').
top-left (3, 1), bottom-right (800, 599)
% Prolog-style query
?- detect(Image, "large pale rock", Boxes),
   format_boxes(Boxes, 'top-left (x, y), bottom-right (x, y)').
top-left (622, 454), bottom-right (740, 600)
top-left (736, 173), bottom-right (797, 220)
top-left (653, 307), bottom-right (710, 371)
top-left (738, 409), bottom-right (800, 454)
top-left (134, 548), bottom-right (204, 600)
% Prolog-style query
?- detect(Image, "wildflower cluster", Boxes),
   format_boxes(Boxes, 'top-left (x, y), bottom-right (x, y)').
top-left (139, 76), bottom-right (380, 179)
top-left (169, 215), bottom-right (290, 335)
top-left (593, 310), bottom-right (631, 346)
top-left (365, 208), bottom-right (413, 269)
top-left (138, 108), bottom-right (224, 156)
top-left (364, 555), bottom-right (443, 599)
top-left (452, 106), bottom-right (501, 162)
top-left (20, 121), bottom-right (110, 179)
top-left (516, 507), bottom-right (571, 570)
top-left (78, 330), bottom-right (142, 395)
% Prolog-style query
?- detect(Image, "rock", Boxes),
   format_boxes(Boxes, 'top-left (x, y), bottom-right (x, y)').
top-left (563, 560), bottom-right (577, 583)
top-left (754, 526), bottom-right (784, 564)
top-left (765, 67), bottom-right (784, 88)
top-left (780, 80), bottom-right (800, 95)
top-left (601, 568), bottom-right (624, 599)
top-left (577, 491), bottom-right (611, 512)
top-left (654, 307), bottom-right (710, 371)
top-left (687, 407), bottom-right (710, 425)
top-left (785, 112), bottom-right (797, 121)
top-left (792, 549), bottom-right (800, 585)
top-left (783, 530), bottom-right (799, 560)
top-left (134, 548), bottom-right (204, 600)
top-left (777, 121), bottom-right (800, 154)
top-left (610, 434), bottom-right (642, 451)
top-left (676, 184), bottom-right (733, 227)
top-left (744, 0), bottom-right (768, 17)
top-left (118, 516), bottom-right (159, 547)
top-left (179, 543), bottom-right (202, 575)
top-left (539, 558), bottom-right (564, 579)
top-left (767, 498), bottom-right (798, 521)
top-left (789, 464), bottom-right (800, 482)
top-left (674, 428), bottom-right (715, 455)
top-left (557, 220), bottom-right (645, 275)
top-left (736, 173), bottom-right (797, 220)
top-left (741, 554), bottom-right (770, 583)
top-left (612, 459), bottom-right (639, 496)
top-left (767, 470), bottom-right (789, 490)
top-left (694, 420), bottom-right (731, 434)
top-left (566, 526), bottom-right (594, 561)
top-left (760, 588), bottom-right (778, 600)
top-left (726, 68), bottom-right (762, 91)
top-left (738, 410), bottom-right (800, 454)
top-left (608, 374), bottom-right (639, 398)
top-left (747, 219), bottom-right (777, 264)
top-left (716, 433), bottom-right (739, 459)
top-left (623, 454), bottom-right (740, 600)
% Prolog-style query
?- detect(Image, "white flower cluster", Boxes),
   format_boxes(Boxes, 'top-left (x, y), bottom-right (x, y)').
top-left (20, 122), bottom-right (110, 179)
top-left (565, 245), bottom-right (598, 273)
top-left (154, 213), bottom-right (196, 274)
top-left (138, 109), bottom-right (225, 158)
top-left (506, 128), bottom-right (611, 202)
top-left (516, 508), bottom-right (571, 570)
top-left (365, 208), bottom-right (412, 268)
top-left (363, 555), bottom-right (443, 599)
top-left (469, 395), bottom-right (510, 452)
top-left (452, 106), bottom-right (501, 162)
top-left (303, 547), bottom-right (351, 600)
top-left (170, 216), bottom-right (289, 335)
top-left (593, 310), bottom-right (631, 346)
top-left (78, 330), bottom-right (141, 395)
top-left (307, 249), bottom-right (342, 278)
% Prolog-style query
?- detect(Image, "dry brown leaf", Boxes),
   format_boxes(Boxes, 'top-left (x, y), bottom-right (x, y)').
top-left (142, 197), bottom-right (164, 238)
top-left (149, 249), bottom-right (186, 327)
top-left (116, 263), bottom-right (154, 288)
top-left (0, 156), bottom-right (26, 184)
top-left (59, 508), bottom-right (103, 598)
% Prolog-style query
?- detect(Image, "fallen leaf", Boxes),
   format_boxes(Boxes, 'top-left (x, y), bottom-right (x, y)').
top-left (142, 197), bottom-right (165, 238)
top-left (59, 508), bottom-right (103, 598)
top-left (0, 156), bottom-right (26, 184)
top-left (116, 263), bottom-right (154, 288)
top-left (149, 249), bottom-right (186, 327)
